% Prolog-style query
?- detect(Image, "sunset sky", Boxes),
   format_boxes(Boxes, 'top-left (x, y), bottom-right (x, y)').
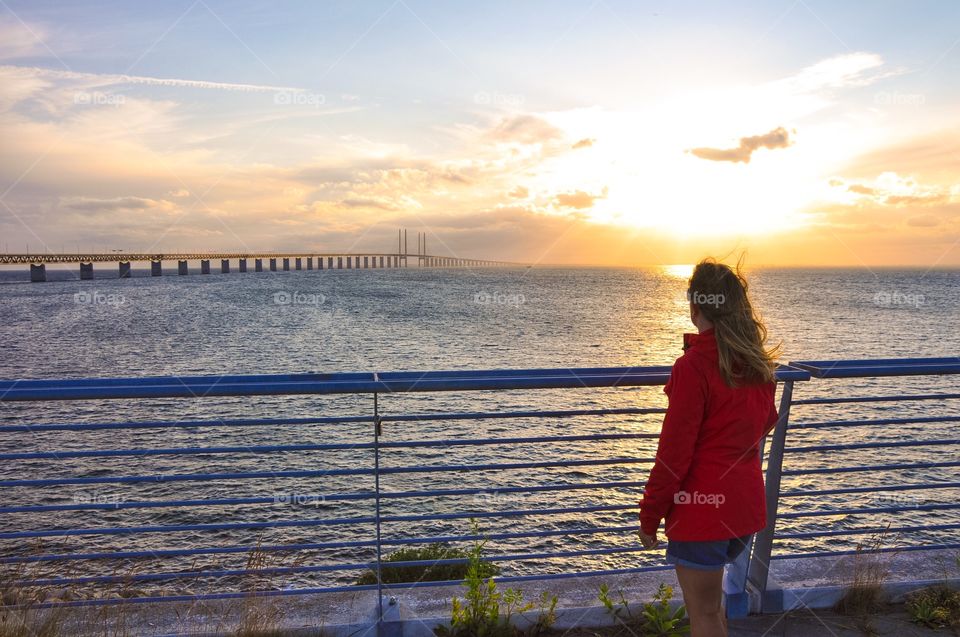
top-left (1, 0), bottom-right (958, 266)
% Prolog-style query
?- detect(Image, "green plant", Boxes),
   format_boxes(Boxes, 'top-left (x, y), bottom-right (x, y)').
top-left (435, 523), bottom-right (554, 637)
top-left (832, 531), bottom-right (893, 617)
top-left (356, 543), bottom-right (499, 585)
top-left (905, 585), bottom-right (960, 628)
top-left (641, 584), bottom-right (687, 637)
top-left (598, 582), bottom-right (687, 637)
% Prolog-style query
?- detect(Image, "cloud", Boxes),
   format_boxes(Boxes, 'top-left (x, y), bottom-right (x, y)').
top-left (907, 214), bottom-right (940, 227)
top-left (773, 52), bottom-right (889, 93)
top-left (0, 16), bottom-right (45, 60)
top-left (487, 114), bottom-right (563, 145)
top-left (61, 196), bottom-right (178, 212)
top-left (572, 138), bottom-right (595, 149)
top-left (689, 127), bottom-right (793, 163)
top-left (508, 185), bottom-right (529, 198)
top-left (847, 184), bottom-right (875, 195)
top-left (554, 188), bottom-right (607, 210)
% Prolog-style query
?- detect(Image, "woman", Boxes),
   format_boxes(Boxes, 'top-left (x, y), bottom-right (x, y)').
top-left (638, 258), bottom-right (781, 637)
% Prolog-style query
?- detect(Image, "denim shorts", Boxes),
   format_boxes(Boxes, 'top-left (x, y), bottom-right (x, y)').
top-left (665, 534), bottom-right (752, 571)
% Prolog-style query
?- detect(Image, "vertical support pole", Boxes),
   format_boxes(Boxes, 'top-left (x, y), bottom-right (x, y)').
top-left (307, 257), bottom-right (313, 270)
top-left (380, 256), bottom-right (384, 268)
top-left (337, 256), bottom-right (343, 269)
top-left (745, 380), bottom-right (795, 614)
top-left (200, 260), bottom-right (210, 274)
top-left (30, 263), bottom-right (46, 282)
top-left (255, 259), bottom-right (263, 272)
top-left (347, 256), bottom-right (352, 269)
top-left (119, 261), bottom-right (131, 278)
top-left (269, 258), bottom-right (277, 272)
top-left (328, 257), bottom-right (334, 269)
top-left (178, 260), bottom-right (188, 275)
top-left (239, 258), bottom-right (247, 273)
top-left (364, 256), bottom-right (369, 269)
top-left (80, 262), bottom-right (93, 280)
top-left (295, 257), bottom-right (302, 270)
top-left (151, 260), bottom-right (162, 276)
top-left (221, 259), bottom-right (230, 274)
top-left (373, 389), bottom-right (385, 634)
top-left (283, 258), bottom-right (290, 271)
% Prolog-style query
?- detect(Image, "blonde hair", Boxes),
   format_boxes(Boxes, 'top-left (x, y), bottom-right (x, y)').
top-left (687, 257), bottom-right (781, 386)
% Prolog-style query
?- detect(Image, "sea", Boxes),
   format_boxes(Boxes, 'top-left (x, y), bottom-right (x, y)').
top-left (0, 265), bottom-right (957, 597)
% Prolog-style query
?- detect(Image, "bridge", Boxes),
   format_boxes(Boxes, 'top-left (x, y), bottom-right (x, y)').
top-left (1, 229), bottom-right (525, 281)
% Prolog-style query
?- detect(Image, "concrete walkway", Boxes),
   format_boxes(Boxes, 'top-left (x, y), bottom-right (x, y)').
top-left (727, 607), bottom-right (955, 636)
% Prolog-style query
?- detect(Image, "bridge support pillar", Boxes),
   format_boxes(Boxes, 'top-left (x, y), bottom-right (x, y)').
top-left (151, 260), bottom-right (162, 276)
top-left (337, 256), bottom-right (343, 269)
top-left (306, 257), bottom-right (313, 270)
top-left (221, 259), bottom-right (230, 274)
top-left (283, 258), bottom-right (290, 271)
top-left (295, 257), bottom-right (302, 270)
top-left (80, 262), bottom-right (93, 280)
top-left (178, 260), bottom-right (188, 275)
top-left (327, 257), bottom-right (333, 269)
top-left (363, 256), bottom-right (369, 268)
top-left (239, 259), bottom-right (247, 273)
top-left (347, 256), bottom-right (353, 269)
top-left (317, 257), bottom-right (323, 270)
top-left (119, 262), bottom-right (131, 278)
top-left (255, 259), bottom-right (263, 272)
top-left (200, 260), bottom-right (210, 274)
top-left (269, 258), bottom-right (277, 272)
top-left (380, 256), bottom-right (384, 268)
top-left (30, 263), bottom-right (46, 282)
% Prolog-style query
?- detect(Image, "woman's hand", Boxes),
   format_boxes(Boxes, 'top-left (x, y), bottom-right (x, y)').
top-left (637, 530), bottom-right (659, 549)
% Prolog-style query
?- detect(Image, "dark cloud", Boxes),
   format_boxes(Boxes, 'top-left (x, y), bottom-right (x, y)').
top-left (62, 196), bottom-right (175, 211)
top-left (689, 127), bottom-right (792, 163)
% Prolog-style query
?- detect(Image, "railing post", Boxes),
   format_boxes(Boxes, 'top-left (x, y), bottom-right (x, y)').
top-left (372, 388), bottom-right (400, 637)
top-left (746, 379), bottom-right (794, 613)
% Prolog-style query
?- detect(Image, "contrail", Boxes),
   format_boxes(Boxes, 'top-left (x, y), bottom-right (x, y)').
top-left (0, 64), bottom-right (307, 93)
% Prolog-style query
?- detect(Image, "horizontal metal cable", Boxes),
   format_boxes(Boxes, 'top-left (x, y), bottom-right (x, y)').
top-left (791, 393), bottom-right (960, 405)
top-left (788, 415), bottom-right (960, 430)
top-left (0, 480), bottom-right (644, 515)
top-left (0, 503), bottom-right (634, 540)
top-left (780, 481), bottom-right (960, 498)
top-left (0, 432), bottom-right (655, 462)
top-left (782, 460), bottom-right (960, 476)
top-left (785, 438), bottom-right (959, 454)
top-left (0, 524), bottom-right (641, 564)
top-left (775, 522), bottom-right (960, 540)
top-left (0, 407), bottom-right (663, 434)
top-left (771, 542), bottom-right (960, 561)
top-left (0, 456), bottom-right (648, 488)
top-left (777, 502), bottom-right (960, 519)
top-left (11, 545), bottom-right (646, 587)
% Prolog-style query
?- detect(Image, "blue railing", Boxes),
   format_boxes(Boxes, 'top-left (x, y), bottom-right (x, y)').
top-left (0, 359), bottom-right (956, 623)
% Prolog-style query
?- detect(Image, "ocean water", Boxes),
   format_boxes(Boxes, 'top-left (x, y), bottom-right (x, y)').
top-left (0, 265), bottom-right (957, 597)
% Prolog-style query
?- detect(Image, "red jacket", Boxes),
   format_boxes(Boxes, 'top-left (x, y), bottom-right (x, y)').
top-left (639, 329), bottom-right (777, 541)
